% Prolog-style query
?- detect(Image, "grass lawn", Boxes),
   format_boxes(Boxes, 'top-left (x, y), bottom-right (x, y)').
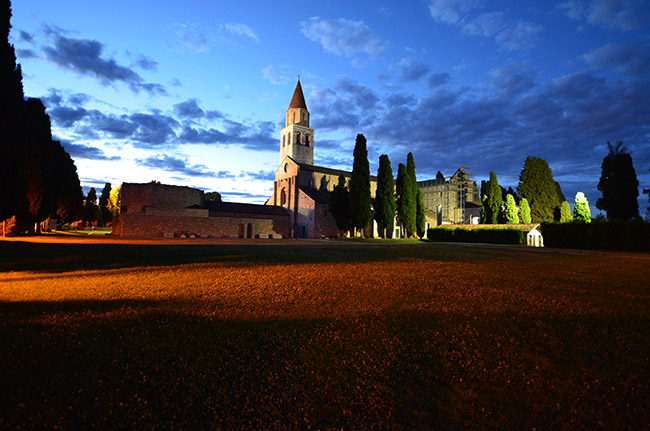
top-left (0, 237), bottom-right (648, 430)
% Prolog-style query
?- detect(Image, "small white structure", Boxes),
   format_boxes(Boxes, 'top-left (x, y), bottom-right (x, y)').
top-left (525, 224), bottom-right (544, 247)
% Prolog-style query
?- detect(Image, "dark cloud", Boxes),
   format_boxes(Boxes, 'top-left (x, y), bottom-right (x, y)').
top-left (399, 57), bottom-right (430, 82)
top-left (425, 72), bottom-right (451, 88)
top-left (559, 0), bottom-right (650, 31)
top-left (134, 54), bottom-right (159, 71)
top-left (173, 99), bottom-right (205, 118)
top-left (17, 30), bottom-right (35, 43)
top-left (136, 154), bottom-right (215, 177)
top-left (129, 113), bottom-right (180, 146)
top-left (16, 48), bottom-right (38, 59)
top-left (60, 141), bottom-right (120, 161)
top-left (582, 43), bottom-right (650, 76)
top-left (49, 106), bottom-right (88, 127)
top-left (41, 27), bottom-right (166, 95)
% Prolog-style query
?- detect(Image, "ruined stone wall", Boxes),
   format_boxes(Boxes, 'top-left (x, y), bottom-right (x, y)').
top-left (119, 213), bottom-right (289, 238)
top-left (121, 183), bottom-right (204, 215)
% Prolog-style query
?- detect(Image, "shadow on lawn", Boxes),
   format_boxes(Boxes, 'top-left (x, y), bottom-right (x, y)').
top-left (0, 240), bottom-right (507, 274)
top-left (0, 298), bottom-right (451, 430)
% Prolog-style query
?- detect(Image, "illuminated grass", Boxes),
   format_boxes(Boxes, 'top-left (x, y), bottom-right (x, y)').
top-left (0, 239), bottom-right (648, 429)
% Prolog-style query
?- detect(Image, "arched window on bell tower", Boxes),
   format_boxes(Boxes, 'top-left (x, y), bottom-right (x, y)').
top-left (295, 131), bottom-right (301, 145)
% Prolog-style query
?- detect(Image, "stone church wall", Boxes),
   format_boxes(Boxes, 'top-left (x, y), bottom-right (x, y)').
top-left (117, 213), bottom-right (287, 238)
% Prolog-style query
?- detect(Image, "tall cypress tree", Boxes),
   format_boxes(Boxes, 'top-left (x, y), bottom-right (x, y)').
top-left (517, 156), bottom-right (561, 223)
top-left (504, 194), bottom-right (519, 224)
top-left (396, 163), bottom-right (415, 237)
top-left (375, 154), bottom-right (396, 238)
top-left (1, 0), bottom-right (27, 221)
top-left (596, 141), bottom-right (639, 221)
top-left (484, 171), bottom-right (502, 224)
top-left (416, 188), bottom-right (426, 238)
top-left (404, 152), bottom-right (418, 236)
top-left (328, 174), bottom-right (351, 235)
top-left (97, 183), bottom-right (112, 227)
top-left (349, 134), bottom-right (371, 236)
top-left (519, 197), bottom-right (532, 224)
top-left (82, 188), bottom-right (98, 227)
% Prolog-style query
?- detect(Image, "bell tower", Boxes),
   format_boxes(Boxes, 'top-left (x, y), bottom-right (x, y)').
top-left (280, 79), bottom-right (314, 165)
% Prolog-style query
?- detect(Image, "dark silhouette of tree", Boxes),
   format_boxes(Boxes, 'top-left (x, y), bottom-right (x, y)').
top-left (1, 0), bottom-right (26, 220)
top-left (436, 171), bottom-right (444, 181)
top-left (396, 163), bottom-right (415, 237)
top-left (517, 156), bottom-right (562, 223)
top-left (51, 141), bottom-right (83, 225)
top-left (82, 188), bottom-right (98, 227)
top-left (375, 154), bottom-right (395, 238)
top-left (484, 171), bottom-right (502, 224)
top-left (596, 141), bottom-right (639, 221)
top-left (349, 134), bottom-right (371, 236)
top-left (644, 168), bottom-right (649, 222)
top-left (404, 153), bottom-right (418, 236)
top-left (416, 188), bottom-right (426, 238)
top-left (328, 174), bottom-right (351, 235)
top-left (205, 191), bottom-right (222, 202)
top-left (97, 183), bottom-right (112, 227)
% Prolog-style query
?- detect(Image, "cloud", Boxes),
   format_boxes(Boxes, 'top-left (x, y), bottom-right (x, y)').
top-left (136, 154), bottom-right (215, 177)
top-left (300, 17), bottom-right (387, 61)
top-left (582, 43), bottom-right (650, 76)
top-left (173, 98), bottom-right (205, 118)
top-left (41, 27), bottom-right (166, 95)
top-left (241, 170), bottom-right (275, 181)
top-left (16, 48), bottom-right (38, 59)
top-left (399, 57), bottom-right (430, 82)
top-left (427, 0), bottom-right (481, 24)
top-left (172, 23), bottom-right (213, 53)
top-left (60, 141), bottom-right (120, 161)
top-left (17, 30), bottom-right (35, 43)
top-left (559, 0), bottom-right (650, 31)
top-left (222, 22), bottom-right (260, 43)
top-left (425, 72), bottom-right (451, 88)
top-left (262, 64), bottom-right (292, 85)
top-left (494, 20), bottom-right (542, 52)
top-left (134, 54), bottom-right (159, 71)
top-left (463, 11), bottom-right (506, 36)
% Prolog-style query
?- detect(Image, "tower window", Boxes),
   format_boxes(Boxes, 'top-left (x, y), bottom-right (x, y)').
top-left (305, 134), bottom-right (310, 146)
top-left (295, 131), bottom-right (301, 144)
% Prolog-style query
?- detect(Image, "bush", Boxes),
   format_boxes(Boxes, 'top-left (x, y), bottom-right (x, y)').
top-left (427, 227), bottom-right (524, 245)
top-left (541, 221), bottom-right (650, 251)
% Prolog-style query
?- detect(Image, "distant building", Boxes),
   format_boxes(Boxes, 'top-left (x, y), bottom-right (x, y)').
top-left (418, 167), bottom-right (481, 225)
top-left (115, 182), bottom-right (289, 238)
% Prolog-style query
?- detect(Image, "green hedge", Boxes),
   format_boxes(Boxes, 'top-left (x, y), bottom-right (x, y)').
top-left (427, 227), bottom-right (524, 245)
top-left (541, 221), bottom-right (650, 251)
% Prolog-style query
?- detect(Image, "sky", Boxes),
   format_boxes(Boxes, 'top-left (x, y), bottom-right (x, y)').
top-left (9, 0), bottom-right (650, 216)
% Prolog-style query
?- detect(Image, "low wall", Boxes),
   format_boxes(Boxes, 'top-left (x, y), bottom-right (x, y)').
top-left (116, 213), bottom-right (289, 238)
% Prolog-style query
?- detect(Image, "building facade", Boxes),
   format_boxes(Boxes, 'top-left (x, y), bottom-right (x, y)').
top-left (418, 167), bottom-right (481, 225)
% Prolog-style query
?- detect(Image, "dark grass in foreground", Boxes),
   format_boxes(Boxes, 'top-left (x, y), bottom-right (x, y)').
top-left (0, 239), bottom-right (649, 430)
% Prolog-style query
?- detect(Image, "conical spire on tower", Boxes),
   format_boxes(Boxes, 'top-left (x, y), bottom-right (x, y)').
top-left (289, 78), bottom-right (307, 110)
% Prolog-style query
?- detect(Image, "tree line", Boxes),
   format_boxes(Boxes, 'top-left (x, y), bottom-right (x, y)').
top-left (328, 134), bottom-right (426, 238)
top-left (1, 0), bottom-right (83, 234)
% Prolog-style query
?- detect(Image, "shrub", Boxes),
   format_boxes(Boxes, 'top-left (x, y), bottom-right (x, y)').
top-left (427, 227), bottom-right (524, 245)
top-left (541, 221), bottom-right (650, 251)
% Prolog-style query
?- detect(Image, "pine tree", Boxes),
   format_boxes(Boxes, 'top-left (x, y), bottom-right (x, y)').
top-left (349, 134), bottom-right (371, 236)
top-left (328, 174), bottom-right (351, 235)
top-left (573, 192), bottom-right (591, 223)
top-left (504, 194), bottom-right (519, 224)
top-left (558, 201), bottom-right (573, 223)
top-left (517, 156), bottom-right (561, 222)
top-left (484, 171), bottom-right (502, 224)
top-left (519, 197), bottom-right (532, 224)
top-left (375, 154), bottom-right (396, 238)
top-left (596, 141), bottom-right (639, 221)
top-left (416, 188), bottom-right (426, 238)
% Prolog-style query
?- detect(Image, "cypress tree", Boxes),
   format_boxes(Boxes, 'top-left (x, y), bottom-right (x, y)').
top-left (396, 163), bottom-right (415, 237)
top-left (573, 192), bottom-right (591, 223)
top-left (485, 171), bottom-right (502, 224)
top-left (0, 0), bottom-right (27, 221)
top-left (405, 152), bottom-right (418, 236)
top-left (51, 141), bottom-right (83, 225)
top-left (504, 194), bottom-right (519, 224)
top-left (558, 201), bottom-right (573, 223)
top-left (375, 154), bottom-right (396, 238)
top-left (519, 197), bottom-right (532, 224)
top-left (97, 183), bottom-right (112, 227)
top-left (328, 174), bottom-right (351, 235)
top-left (416, 188), bottom-right (426, 238)
top-left (82, 188), bottom-right (98, 227)
top-left (517, 156), bottom-right (561, 222)
top-left (349, 134), bottom-right (371, 236)
top-left (596, 141), bottom-right (639, 221)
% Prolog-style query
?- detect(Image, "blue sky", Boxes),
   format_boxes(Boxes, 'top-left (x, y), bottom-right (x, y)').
top-left (10, 0), bottom-right (650, 215)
